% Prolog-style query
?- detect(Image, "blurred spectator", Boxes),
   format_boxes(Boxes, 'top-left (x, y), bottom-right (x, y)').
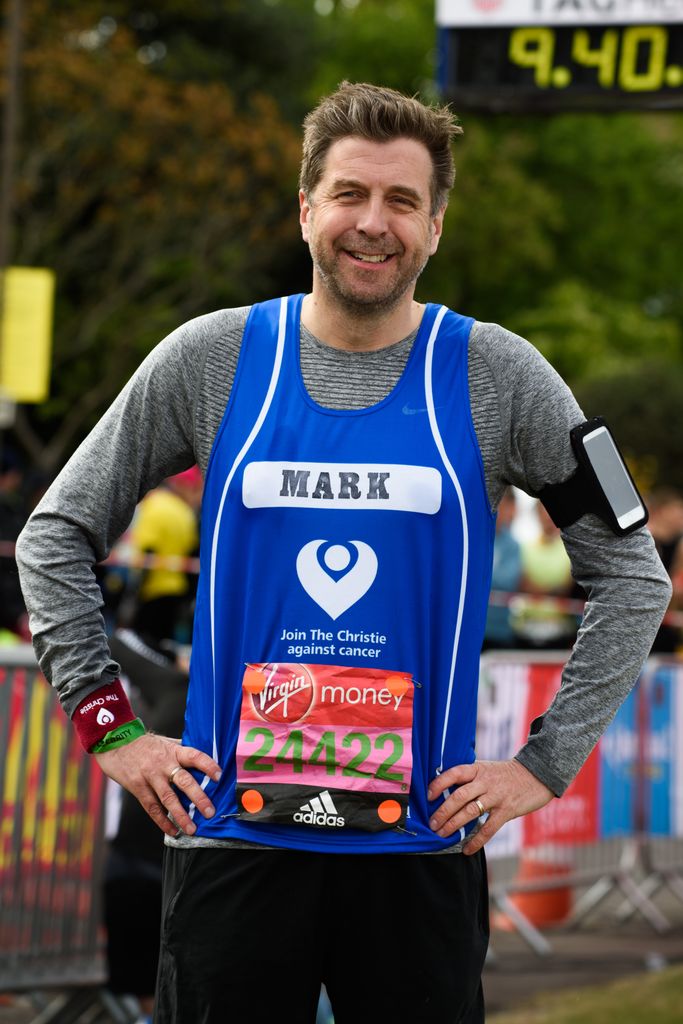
top-left (647, 487), bottom-right (683, 653)
top-left (103, 628), bottom-right (189, 1019)
top-left (511, 502), bottom-right (577, 650)
top-left (671, 541), bottom-right (683, 646)
top-left (0, 446), bottom-right (30, 640)
top-left (103, 626), bottom-right (335, 1024)
top-left (120, 467), bottom-right (202, 647)
top-left (483, 488), bottom-right (522, 650)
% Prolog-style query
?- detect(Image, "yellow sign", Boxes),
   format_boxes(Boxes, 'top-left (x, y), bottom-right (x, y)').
top-left (0, 266), bottom-right (55, 402)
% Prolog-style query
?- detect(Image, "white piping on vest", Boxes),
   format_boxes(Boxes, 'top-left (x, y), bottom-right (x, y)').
top-left (190, 296), bottom-right (288, 818)
top-left (424, 305), bottom-right (469, 784)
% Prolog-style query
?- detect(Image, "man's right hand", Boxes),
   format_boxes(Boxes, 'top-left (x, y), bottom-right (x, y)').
top-left (94, 732), bottom-right (222, 837)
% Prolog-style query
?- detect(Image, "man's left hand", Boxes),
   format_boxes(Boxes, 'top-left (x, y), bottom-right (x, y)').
top-left (427, 759), bottom-right (554, 855)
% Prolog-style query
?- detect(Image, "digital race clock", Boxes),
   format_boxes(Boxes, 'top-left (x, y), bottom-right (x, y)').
top-left (436, 0), bottom-right (683, 111)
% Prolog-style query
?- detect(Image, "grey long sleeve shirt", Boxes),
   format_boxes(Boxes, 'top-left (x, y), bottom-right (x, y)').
top-left (16, 306), bottom-right (671, 798)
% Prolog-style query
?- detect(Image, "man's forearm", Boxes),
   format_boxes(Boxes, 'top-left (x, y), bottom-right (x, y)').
top-left (514, 515), bottom-right (672, 795)
top-left (15, 322), bottom-right (208, 713)
top-left (16, 508), bottom-right (121, 714)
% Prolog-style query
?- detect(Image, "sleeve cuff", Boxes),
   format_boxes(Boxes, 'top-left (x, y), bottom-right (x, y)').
top-left (72, 678), bottom-right (137, 751)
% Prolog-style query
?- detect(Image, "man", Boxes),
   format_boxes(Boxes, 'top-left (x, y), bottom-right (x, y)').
top-left (482, 487), bottom-right (522, 650)
top-left (513, 501), bottom-right (577, 649)
top-left (0, 446), bottom-right (30, 640)
top-left (647, 487), bottom-right (683, 652)
top-left (127, 466), bottom-right (202, 646)
top-left (17, 82), bottom-right (670, 1023)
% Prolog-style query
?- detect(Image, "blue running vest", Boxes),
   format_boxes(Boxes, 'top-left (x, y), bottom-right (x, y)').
top-left (183, 295), bottom-right (495, 852)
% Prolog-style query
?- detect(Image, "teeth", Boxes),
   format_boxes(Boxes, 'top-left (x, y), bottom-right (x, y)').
top-left (352, 253), bottom-right (389, 263)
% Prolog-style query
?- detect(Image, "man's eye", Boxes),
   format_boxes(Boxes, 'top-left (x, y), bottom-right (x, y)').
top-left (391, 196), bottom-right (415, 207)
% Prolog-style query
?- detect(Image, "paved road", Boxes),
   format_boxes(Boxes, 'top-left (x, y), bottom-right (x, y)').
top-left (484, 921), bottom-right (683, 1018)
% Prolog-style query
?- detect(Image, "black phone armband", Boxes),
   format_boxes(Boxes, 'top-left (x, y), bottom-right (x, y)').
top-left (538, 417), bottom-right (648, 537)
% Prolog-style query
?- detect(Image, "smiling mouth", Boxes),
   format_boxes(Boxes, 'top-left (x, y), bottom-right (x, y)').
top-left (347, 251), bottom-right (394, 264)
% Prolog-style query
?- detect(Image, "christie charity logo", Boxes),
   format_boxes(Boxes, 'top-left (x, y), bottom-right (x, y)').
top-left (78, 693), bottom-right (120, 717)
top-left (296, 540), bottom-right (378, 619)
top-left (243, 663), bottom-right (314, 724)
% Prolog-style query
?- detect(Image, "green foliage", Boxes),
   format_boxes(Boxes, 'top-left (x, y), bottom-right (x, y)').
top-left (84, 0), bottom-right (322, 121)
top-left (574, 360), bottom-right (683, 491)
top-left (5, 0), bottom-right (683, 485)
top-left (9, 1), bottom-right (304, 469)
top-left (419, 123), bottom-right (563, 317)
top-left (299, 0), bottom-right (437, 102)
top-left (523, 113), bottom-right (683, 316)
top-left (508, 280), bottom-right (682, 383)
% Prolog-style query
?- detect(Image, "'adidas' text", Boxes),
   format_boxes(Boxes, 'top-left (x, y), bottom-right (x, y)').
top-left (293, 790), bottom-right (345, 828)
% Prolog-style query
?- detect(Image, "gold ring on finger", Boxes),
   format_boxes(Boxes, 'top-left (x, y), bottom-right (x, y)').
top-left (169, 765), bottom-right (183, 787)
top-left (475, 799), bottom-right (486, 817)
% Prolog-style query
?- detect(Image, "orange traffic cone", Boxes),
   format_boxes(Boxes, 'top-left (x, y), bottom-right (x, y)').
top-left (493, 844), bottom-right (573, 931)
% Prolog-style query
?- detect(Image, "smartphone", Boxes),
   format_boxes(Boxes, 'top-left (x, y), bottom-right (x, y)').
top-left (570, 418), bottom-right (648, 536)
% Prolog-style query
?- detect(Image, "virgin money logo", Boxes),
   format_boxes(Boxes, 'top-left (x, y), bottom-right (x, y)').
top-left (244, 663), bottom-right (314, 724)
top-left (473, 0), bottom-right (503, 10)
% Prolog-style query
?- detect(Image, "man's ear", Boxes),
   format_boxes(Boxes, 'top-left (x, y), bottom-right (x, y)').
top-left (299, 189), bottom-right (311, 243)
top-left (429, 205), bottom-right (446, 256)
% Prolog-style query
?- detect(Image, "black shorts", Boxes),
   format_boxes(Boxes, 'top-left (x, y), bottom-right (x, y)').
top-left (154, 846), bottom-right (489, 1024)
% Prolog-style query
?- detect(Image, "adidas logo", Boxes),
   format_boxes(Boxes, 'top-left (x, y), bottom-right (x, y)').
top-left (293, 790), bottom-right (345, 828)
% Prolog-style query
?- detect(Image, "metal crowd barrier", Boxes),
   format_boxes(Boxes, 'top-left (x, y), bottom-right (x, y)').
top-left (0, 646), bottom-right (107, 994)
top-left (479, 652), bottom-right (683, 954)
top-left (1, 644), bottom-right (682, 1006)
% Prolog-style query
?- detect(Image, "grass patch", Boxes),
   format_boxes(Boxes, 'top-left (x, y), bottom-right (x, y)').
top-left (487, 964), bottom-right (683, 1024)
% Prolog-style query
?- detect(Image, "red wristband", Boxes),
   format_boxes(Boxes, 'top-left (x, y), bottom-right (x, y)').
top-left (73, 679), bottom-right (137, 752)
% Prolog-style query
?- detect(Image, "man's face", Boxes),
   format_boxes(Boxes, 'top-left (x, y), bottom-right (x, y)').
top-left (300, 136), bottom-right (444, 316)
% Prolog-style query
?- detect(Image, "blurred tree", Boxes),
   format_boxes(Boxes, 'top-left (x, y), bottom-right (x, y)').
top-left (574, 361), bottom-right (683, 491)
top-left (53, 0), bottom-right (325, 121)
top-left (4, 0), bottom-right (683, 480)
top-left (288, 0), bottom-right (683, 371)
top-left (424, 111), bottom-right (683, 331)
top-left (419, 120), bottom-right (563, 316)
top-left (525, 113), bottom-right (683, 319)
top-left (508, 280), bottom-right (682, 385)
top-left (6, 1), bottom-right (303, 471)
top-left (297, 0), bottom-right (437, 102)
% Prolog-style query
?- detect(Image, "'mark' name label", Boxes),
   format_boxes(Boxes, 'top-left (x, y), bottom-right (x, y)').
top-left (242, 462), bottom-right (442, 514)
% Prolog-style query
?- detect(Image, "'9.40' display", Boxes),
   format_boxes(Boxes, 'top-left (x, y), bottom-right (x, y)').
top-left (439, 23), bottom-right (683, 111)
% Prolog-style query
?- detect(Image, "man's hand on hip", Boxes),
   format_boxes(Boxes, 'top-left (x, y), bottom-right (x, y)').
top-left (427, 759), bottom-right (554, 855)
top-left (94, 733), bottom-right (222, 837)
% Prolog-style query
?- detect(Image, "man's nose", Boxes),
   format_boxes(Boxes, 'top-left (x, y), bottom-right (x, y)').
top-left (355, 197), bottom-right (388, 237)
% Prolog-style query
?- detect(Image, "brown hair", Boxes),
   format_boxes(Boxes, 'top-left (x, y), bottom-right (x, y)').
top-left (300, 81), bottom-right (462, 215)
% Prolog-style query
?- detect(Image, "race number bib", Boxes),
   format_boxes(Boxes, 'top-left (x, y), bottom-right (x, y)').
top-left (236, 663), bottom-right (414, 832)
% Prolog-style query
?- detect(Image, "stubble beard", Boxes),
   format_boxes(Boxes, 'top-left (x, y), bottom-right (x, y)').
top-left (310, 240), bottom-right (431, 319)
